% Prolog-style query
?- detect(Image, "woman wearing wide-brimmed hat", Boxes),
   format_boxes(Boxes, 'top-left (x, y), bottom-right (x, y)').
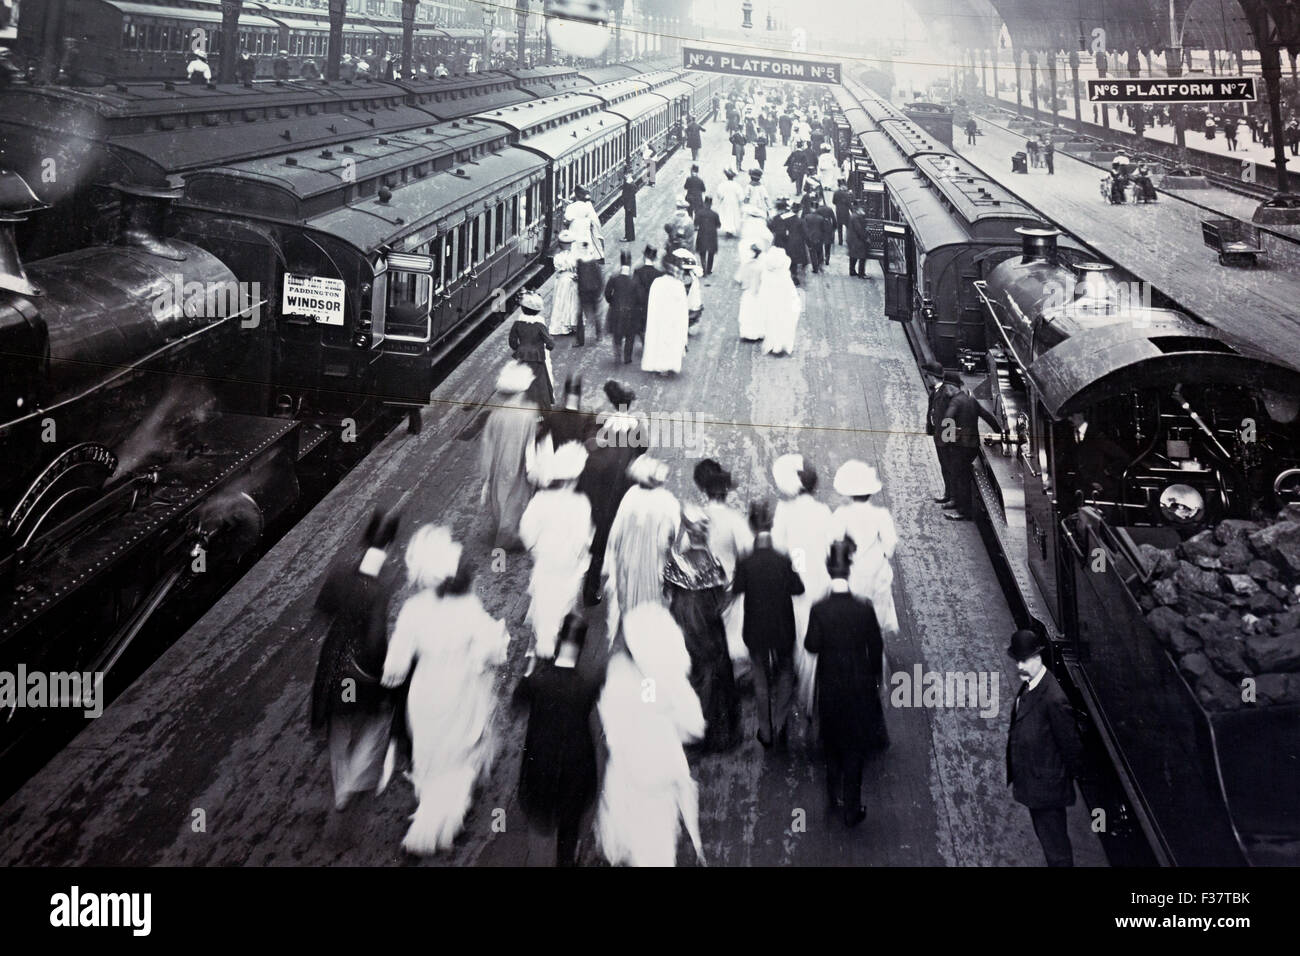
top-left (548, 231), bottom-right (581, 336)
top-left (829, 459), bottom-right (899, 635)
top-left (508, 290), bottom-right (555, 408)
top-left (715, 167), bottom-right (744, 237)
top-left (771, 453), bottom-right (834, 720)
top-left (603, 456), bottom-right (679, 641)
top-left (382, 525), bottom-right (509, 855)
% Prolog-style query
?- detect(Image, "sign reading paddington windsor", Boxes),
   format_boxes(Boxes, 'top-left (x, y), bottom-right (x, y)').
top-left (683, 46), bottom-right (841, 84)
top-left (1087, 76), bottom-right (1256, 104)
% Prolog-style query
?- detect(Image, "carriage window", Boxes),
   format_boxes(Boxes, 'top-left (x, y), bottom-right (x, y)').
top-left (484, 209), bottom-right (494, 253)
top-left (386, 270), bottom-right (432, 337)
top-left (457, 222), bottom-right (470, 273)
top-left (430, 236), bottom-right (445, 288)
top-left (495, 202), bottom-right (505, 245)
top-left (441, 234), bottom-right (455, 285)
top-left (122, 23), bottom-right (135, 51)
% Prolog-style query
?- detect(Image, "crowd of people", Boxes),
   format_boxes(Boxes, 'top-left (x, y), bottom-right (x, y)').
top-left (306, 78), bottom-right (1084, 868)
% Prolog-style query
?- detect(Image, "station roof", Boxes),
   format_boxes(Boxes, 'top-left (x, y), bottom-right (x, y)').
top-left (907, 0), bottom-right (1270, 57)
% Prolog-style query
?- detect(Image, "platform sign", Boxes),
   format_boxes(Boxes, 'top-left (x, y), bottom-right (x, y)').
top-left (682, 46), bottom-right (841, 85)
top-left (282, 274), bottom-right (347, 325)
top-left (1087, 77), bottom-right (1256, 104)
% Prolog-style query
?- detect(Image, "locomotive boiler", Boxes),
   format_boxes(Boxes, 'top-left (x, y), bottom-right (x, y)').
top-left (973, 226), bottom-right (1300, 865)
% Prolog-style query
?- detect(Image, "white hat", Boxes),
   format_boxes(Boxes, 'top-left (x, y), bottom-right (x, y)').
top-left (557, 230), bottom-right (576, 243)
top-left (833, 459), bottom-right (882, 496)
top-left (496, 359), bottom-right (535, 394)
top-left (676, 199), bottom-right (690, 209)
top-left (763, 246), bottom-right (791, 272)
top-left (628, 455), bottom-right (669, 487)
top-left (520, 291), bottom-right (544, 312)
top-left (772, 453), bottom-right (805, 498)
top-left (546, 441), bottom-right (588, 482)
top-left (821, 142), bottom-right (832, 151)
top-left (405, 524), bottom-right (462, 590)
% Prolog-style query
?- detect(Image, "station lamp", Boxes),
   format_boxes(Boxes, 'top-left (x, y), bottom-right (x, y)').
top-left (742, 0), bottom-right (753, 29)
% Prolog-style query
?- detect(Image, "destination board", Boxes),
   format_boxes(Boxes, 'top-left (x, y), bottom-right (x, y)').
top-left (683, 46), bottom-right (841, 84)
top-left (1087, 77), bottom-right (1256, 103)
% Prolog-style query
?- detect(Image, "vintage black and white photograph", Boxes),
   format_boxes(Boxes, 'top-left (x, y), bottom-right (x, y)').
top-left (0, 0), bottom-right (1295, 907)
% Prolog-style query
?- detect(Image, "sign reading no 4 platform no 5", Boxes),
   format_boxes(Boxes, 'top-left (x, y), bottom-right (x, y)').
top-left (683, 46), bottom-right (841, 84)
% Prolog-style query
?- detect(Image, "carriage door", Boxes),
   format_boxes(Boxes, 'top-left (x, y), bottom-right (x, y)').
top-left (378, 252), bottom-right (437, 407)
top-left (882, 223), bottom-right (913, 321)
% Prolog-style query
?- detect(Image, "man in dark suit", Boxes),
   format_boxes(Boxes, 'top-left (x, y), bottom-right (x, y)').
top-left (604, 251), bottom-right (640, 365)
top-left (802, 206), bottom-right (830, 275)
top-left (924, 362), bottom-right (961, 507)
top-left (769, 199), bottom-right (809, 286)
top-left (693, 197), bottom-right (721, 277)
top-left (832, 180), bottom-right (853, 245)
top-left (683, 164), bottom-right (706, 217)
top-left (805, 540), bottom-right (885, 827)
top-left (732, 500), bottom-right (804, 750)
top-left (814, 199), bottom-right (836, 266)
top-left (939, 374), bottom-right (1003, 521)
top-left (621, 173), bottom-right (637, 242)
top-left (1006, 629), bottom-right (1084, 866)
top-left (631, 245), bottom-right (662, 353)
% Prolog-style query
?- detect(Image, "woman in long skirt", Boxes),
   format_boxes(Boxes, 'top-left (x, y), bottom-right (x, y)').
top-left (548, 231), bottom-right (581, 336)
top-left (715, 168), bottom-right (745, 236)
top-left (664, 505), bottom-right (741, 752)
top-left (596, 603), bottom-right (706, 867)
top-left (311, 507), bottom-right (402, 810)
top-left (829, 460), bottom-right (900, 635)
top-left (771, 453), bottom-right (833, 720)
top-left (758, 247), bottom-right (802, 357)
top-left (640, 255), bottom-right (689, 375)
top-left (509, 291), bottom-right (554, 408)
top-left (382, 526), bottom-right (509, 855)
top-left (734, 240), bottom-right (767, 341)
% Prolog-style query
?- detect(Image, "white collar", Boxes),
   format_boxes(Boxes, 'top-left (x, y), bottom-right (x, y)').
top-left (1026, 667), bottom-right (1047, 692)
top-left (830, 579), bottom-right (850, 594)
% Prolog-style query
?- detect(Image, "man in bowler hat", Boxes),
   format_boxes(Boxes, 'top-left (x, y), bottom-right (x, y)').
top-left (923, 362), bottom-right (961, 508)
top-left (1006, 629), bottom-right (1084, 866)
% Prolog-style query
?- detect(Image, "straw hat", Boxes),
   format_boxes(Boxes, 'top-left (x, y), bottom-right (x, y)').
top-left (833, 459), bottom-right (882, 497)
top-left (557, 230), bottom-right (576, 244)
top-left (520, 291), bottom-right (544, 313)
top-left (496, 359), bottom-right (535, 394)
top-left (628, 455), bottom-right (669, 488)
top-left (546, 442), bottom-right (589, 482)
top-left (772, 453), bottom-right (806, 498)
top-left (405, 524), bottom-right (462, 591)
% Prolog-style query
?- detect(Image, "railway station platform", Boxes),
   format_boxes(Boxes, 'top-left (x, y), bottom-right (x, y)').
top-left (0, 107), bottom-right (1105, 867)
top-left (955, 109), bottom-right (1300, 353)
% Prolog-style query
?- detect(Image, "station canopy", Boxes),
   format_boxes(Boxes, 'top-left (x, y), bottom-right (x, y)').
top-left (900, 0), bottom-right (1277, 59)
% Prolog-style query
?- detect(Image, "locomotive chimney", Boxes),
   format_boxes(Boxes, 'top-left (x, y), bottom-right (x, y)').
top-left (1015, 225), bottom-right (1060, 265)
top-left (0, 169), bottom-right (49, 297)
top-left (1072, 261), bottom-right (1115, 306)
top-left (113, 182), bottom-right (187, 261)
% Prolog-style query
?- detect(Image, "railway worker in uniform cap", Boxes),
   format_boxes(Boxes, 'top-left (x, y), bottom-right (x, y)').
top-left (805, 538), bottom-right (887, 827)
top-left (1006, 628), bottom-right (1085, 866)
top-left (924, 361), bottom-right (960, 507)
top-left (814, 195), bottom-right (836, 266)
top-left (641, 252), bottom-right (690, 375)
top-left (479, 360), bottom-right (541, 551)
top-left (846, 201), bottom-right (871, 278)
top-left (769, 198), bottom-right (809, 287)
top-left (603, 457), bottom-right (680, 642)
top-left (237, 48), bottom-right (257, 84)
top-left (753, 132), bottom-right (768, 172)
top-left (186, 50), bottom-right (211, 85)
top-left (509, 291), bottom-right (555, 408)
top-left (939, 373), bottom-right (1003, 521)
top-left (733, 499), bottom-right (804, 750)
top-left (604, 251), bottom-right (640, 365)
top-left (520, 442), bottom-right (593, 660)
top-left (548, 231), bottom-right (581, 336)
top-left (577, 380), bottom-right (645, 607)
top-left (715, 167), bottom-right (744, 238)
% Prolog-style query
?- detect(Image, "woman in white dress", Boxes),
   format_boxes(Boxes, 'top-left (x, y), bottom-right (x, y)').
top-left (640, 253), bottom-right (689, 375)
top-left (715, 168), bottom-right (745, 236)
top-left (382, 525), bottom-right (510, 855)
top-left (771, 453), bottom-right (833, 719)
top-left (596, 603), bottom-right (706, 867)
top-left (519, 442), bottom-right (593, 660)
top-left (548, 231), bottom-right (581, 336)
top-left (757, 247), bottom-right (802, 356)
top-left (734, 239), bottom-right (768, 341)
top-left (829, 460), bottom-right (900, 635)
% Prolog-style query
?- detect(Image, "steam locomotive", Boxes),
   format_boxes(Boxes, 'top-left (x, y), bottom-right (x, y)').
top-left (0, 60), bottom-right (723, 762)
top-left (839, 74), bottom-right (1300, 865)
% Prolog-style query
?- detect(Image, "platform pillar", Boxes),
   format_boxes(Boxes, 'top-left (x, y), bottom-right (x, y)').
top-left (219, 0), bottom-right (243, 84)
